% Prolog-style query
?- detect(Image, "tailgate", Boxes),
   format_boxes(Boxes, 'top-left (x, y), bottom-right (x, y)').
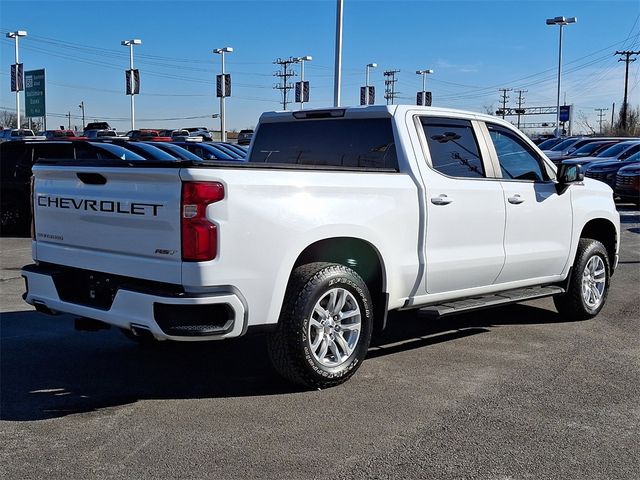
top-left (32, 164), bottom-right (183, 284)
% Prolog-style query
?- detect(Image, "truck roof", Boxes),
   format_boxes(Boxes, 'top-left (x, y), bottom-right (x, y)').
top-left (258, 104), bottom-right (515, 128)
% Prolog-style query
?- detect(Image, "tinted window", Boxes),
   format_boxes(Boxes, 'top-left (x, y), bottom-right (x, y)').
top-left (32, 143), bottom-right (75, 160)
top-left (488, 124), bottom-right (547, 182)
top-left (573, 142), bottom-right (612, 156)
top-left (117, 142), bottom-right (177, 160)
top-left (249, 118), bottom-right (398, 170)
top-left (537, 138), bottom-right (562, 150)
top-left (421, 118), bottom-right (484, 178)
top-left (145, 142), bottom-right (202, 161)
top-left (77, 143), bottom-right (145, 161)
top-left (620, 144), bottom-right (640, 159)
top-left (597, 143), bottom-right (634, 158)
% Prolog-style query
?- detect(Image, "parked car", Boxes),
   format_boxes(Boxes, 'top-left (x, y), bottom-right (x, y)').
top-left (142, 141), bottom-right (203, 161)
top-left (97, 140), bottom-right (180, 161)
top-left (614, 162), bottom-right (640, 205)
top-left (184, 127), bottom-right (213, 141)
top-left (554, 140), bottom-right (619, 162)
top-left (562, 141), bottom-right (640, 168)
top-left (218, 142), bottom-right (248, 157)
top-left (0, 140), bottom-right (145, 234)
top-left (124, 130), bottom-right (172, 142)
top-left (172, 141), bottom-right (240, 161)
top-left (83, 121), bottom-right (113, 132)
top-left (584, 150), bottom-right (640, 188)
top-left (84, 129), bottom-right (120, 139)
top-left (545, 137), bottom-right (623, 161)
top-left (39, 129), bottom-right (81, 140)
top-left (206, 142), bottom-right (245, 159)
top-left (237, 129), bottom-right (253, 145)
top-left (536, 136), bottom-right (566, 150)
top-left (0, 129), bottom-right (44, 142)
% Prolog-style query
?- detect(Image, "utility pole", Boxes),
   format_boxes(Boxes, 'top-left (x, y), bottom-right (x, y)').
top-left (498, 88), bottom-right (512, 119)
top-left (515, 89), bottom-right (527, 129)
top-left (614, 50), bottom-right (640, 131)
top-left (273, 57), bottom-right (298, 110)
top-left (594, 108), bottom-right (608, 134)
top-left (383, 70), bottom-right (400, 105)
top-left (66, 112), bottom-right (71, 129)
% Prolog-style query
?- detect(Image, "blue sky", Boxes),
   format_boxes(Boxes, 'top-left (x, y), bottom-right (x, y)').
top-left (1, 0), bottom-right (639, 133)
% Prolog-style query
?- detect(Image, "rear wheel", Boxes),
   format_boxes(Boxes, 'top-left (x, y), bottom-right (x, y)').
top-left (554, 238), bottom-right (610, 320)
top-left (267, 262), bottom-right (373, 389)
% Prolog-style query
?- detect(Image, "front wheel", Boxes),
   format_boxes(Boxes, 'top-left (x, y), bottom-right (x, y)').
top-left (267, 262), bottom-right (374, 389)
top-left (554, 238), bottom-right (611, 320)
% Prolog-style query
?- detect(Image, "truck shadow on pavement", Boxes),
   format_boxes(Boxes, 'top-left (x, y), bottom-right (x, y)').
top-left (1, 303), bottom-right (568, 421)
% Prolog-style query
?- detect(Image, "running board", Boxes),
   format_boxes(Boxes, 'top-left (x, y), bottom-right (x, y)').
top-left (418, 286), bottom-right (565, 318)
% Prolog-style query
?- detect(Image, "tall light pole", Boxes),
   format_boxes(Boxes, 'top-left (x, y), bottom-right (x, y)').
top-left (78, 101), bottom-right (85, 130)
top-left (334, 0), bottom-right (344, 107)
top-left (214, 47), bottom-right (233, 142)
top-left (121, 39), bottom-right (142, 130)
top-left (297, 55), bottom-right (312, 110)
top-left (366, 63), bottom-right (377, 89)
top-left (416, 69), bottom-right (434, 106)
top-left (546, 16), bottom-right (576, 137)
top-left (6, 30), bottom-right (27, 129)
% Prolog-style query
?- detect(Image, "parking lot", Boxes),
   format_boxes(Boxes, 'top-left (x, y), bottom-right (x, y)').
top-left (0, 203), bottom-right (638, 479)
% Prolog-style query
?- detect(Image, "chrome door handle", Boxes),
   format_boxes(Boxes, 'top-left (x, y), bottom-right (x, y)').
top-left (430, 194), bottom-right (453, 205)
top-left (508, 194), bottom-right (524, 204)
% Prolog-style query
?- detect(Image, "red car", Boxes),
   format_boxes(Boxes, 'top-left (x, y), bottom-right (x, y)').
top-left (125, 129), bottom-right (172, 142)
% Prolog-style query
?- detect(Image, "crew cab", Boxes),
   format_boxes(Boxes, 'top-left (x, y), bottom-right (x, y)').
top-left (22, 106), bottom-right (620, 388)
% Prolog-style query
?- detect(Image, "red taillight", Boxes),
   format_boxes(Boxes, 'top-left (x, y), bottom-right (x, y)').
top-left (181, 182), bottom-right (224, 261)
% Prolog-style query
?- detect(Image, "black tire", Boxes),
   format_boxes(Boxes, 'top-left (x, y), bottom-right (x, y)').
top-left (554, 238), bottom-right (611, 320)
top-left (267, 262), bottom-right (374, 389)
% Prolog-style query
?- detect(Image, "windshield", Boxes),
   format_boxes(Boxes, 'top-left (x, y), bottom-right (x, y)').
top-left (124, 142), bottom-right (179, 160)
top-left (597, 143), bottom-right (634, 157)
top-left (550, 138), bottom-right (578, 151)
top-left (249, 118), bottom-right (398, 170)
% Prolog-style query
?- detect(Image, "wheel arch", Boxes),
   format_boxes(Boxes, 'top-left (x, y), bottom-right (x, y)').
top-left (292, 237), bottom-right (389, 332)
top-left (579, 218), bottom-right (618, 272)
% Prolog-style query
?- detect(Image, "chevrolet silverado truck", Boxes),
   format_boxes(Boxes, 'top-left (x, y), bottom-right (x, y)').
top-left (22, 106), bottom-right (620, 388)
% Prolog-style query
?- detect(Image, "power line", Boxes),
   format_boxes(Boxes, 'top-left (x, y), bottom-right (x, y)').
top-left (498, 88), bottom-right (512, 119)
top-left (594, 107), bottom-right (609, 133)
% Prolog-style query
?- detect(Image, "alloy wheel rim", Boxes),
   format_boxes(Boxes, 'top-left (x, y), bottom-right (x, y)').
top-left (307, 288), bottom-right (361, 368)
top-left (581, 255), bottom-right (606, 309)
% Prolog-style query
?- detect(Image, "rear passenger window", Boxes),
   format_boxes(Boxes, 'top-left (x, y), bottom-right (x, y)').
top-left (488, 124), bottom-right (547, 182)
top-left (249, 118), bottom-right (398, 171)
top-left (421, 118), bottom-right (485, 178)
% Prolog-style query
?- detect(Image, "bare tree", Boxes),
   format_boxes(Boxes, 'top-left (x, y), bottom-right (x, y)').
top-left (0, 111), bottom-right (17, 129)
top-left (576, 111), bottom-right (596, 135)
top-left (604, 104), bottom-right (640, 136)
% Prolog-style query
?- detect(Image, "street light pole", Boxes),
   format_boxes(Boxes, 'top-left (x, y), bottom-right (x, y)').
top-left (121, 39), bottom-right (142, 130)
top-left (78, 101), bottom-right (85, 130)
top-left (546, 16), bottom-right (576, 137)
top-left (416, 69), bottom-right (434, 105)
top-left (334, 0), bottom-right (343, 107)
top-left (366, 63), bottom-right (377, 88)
top-left (214, 47), bottom-right (233, 142)
top-left (6, 30), bottom-right (27, 129)
top-left (297, 55), bottom-right (312, 110)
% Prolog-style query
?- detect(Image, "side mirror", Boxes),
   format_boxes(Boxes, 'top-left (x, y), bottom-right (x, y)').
top-left (556, 163), bottom-right (584, 194)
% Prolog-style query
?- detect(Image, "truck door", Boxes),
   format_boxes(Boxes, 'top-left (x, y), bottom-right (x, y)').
top-left (484, 122), bottom-right (572, 283)
top-left (417, 116), bottom-right (506, 294)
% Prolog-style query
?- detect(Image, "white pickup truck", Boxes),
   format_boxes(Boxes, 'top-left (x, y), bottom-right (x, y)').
top-left (22, 106), bottom-right (620, 388)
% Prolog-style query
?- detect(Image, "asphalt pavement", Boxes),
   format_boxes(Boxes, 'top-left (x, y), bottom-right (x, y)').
top-left (1, 204), bottom-right (638, 480)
